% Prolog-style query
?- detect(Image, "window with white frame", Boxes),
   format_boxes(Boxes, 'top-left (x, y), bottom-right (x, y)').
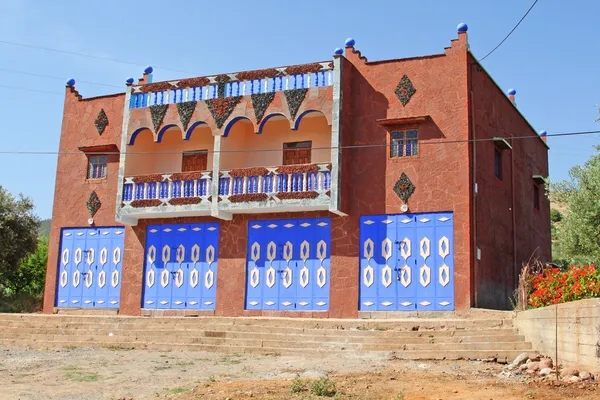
top-left (390, 130), bottom-right (418, 158)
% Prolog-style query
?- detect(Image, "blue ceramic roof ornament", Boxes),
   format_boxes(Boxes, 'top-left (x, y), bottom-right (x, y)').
top-left (66, 78), bottom-right (75, 86)
top-left (345, 38), bottom-right (355, 47)
top-left (457, 23), bottom-right (468, 33)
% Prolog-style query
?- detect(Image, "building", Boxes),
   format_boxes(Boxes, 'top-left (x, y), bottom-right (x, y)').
top-left (43, 24), bottom-right (551, 318)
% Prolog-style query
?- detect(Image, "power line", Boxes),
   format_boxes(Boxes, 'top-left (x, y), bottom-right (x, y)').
top-left (479, 0), bottom-right (540, 62)
top-left (0, 39), bottom-right (199, 76)
top-left (0, 130), bottom-right (598, 156)
top-left (0, 67), bottom-right (122, 89)
top-left (0, 84), bottom-right (63, 95)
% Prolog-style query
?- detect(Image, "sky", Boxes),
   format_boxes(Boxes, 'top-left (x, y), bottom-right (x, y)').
top-left (0, 0), bottom-right (599, 219)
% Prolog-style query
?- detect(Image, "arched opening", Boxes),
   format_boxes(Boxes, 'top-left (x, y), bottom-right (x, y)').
top-left (125, 124), bottom-right (214, 177)
top-left (220, 118), bottom-right (255, 170)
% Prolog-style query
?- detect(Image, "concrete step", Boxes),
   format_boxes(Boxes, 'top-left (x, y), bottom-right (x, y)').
top-left (0, 327), bottom-right (525, 343)
top-left (0, 338), bottom-right (530, 361)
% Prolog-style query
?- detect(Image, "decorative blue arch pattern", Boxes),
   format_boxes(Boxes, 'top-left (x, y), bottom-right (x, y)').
top-left (258, 113), bottom-right (287, 134)
top-left (223, 116), bottom-right (255, 137)
top-left (156, 124), bottom-right (180, 143)
top-left (128, 127), bottom-right (153, 145)
top-left (293, 110), bottom-right (329, 131)
top-left (184, 121), bottom-right (209, 140)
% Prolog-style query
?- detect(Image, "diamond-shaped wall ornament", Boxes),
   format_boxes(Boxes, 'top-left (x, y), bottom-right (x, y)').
top-left (94, 109), bottom-right (108, 135)
top-left (393, 173), bottom-right (415, 204)
top-left (86, 191), bottom-right (101, 217)
top-left (149, 104), bottom-right (168, 132)
top-left (394, 74), bottom-right (416, 107)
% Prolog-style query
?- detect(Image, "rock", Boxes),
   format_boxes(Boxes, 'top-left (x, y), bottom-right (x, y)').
top-left (527, 370), bottom-right (537, 375)
top-left (579, 371), bottom-right (593, 381)
top-left (562, 368), bottom-right (579, 377)
top-left (539, 368), bottom-right (553, 376)
top-left (528, 353), bottom-right (541, 362)
top-left (519, 364), bottom-right (529, 372)
top-left (497, 371), bottom-right (512, 379)
top-left (509, 353), bottom-right (529, 368)
top-left (527, 362), bottom-right (540, 372)
top-left (540, 358), bottom-right (553, 369)
top-left (482, 357), bottom-right (496, 363)
top-left (569, 376), bottom-right (581, 383)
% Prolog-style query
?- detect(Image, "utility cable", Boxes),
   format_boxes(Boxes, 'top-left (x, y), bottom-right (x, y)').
top-left (479, 0), bottom-right (540, 62)
top-left (0, 67), bottom-right (123, 89)
top-left (0, 39), bottom-right (199, 76)
top-left (0, 130), bottom-right (597, 156)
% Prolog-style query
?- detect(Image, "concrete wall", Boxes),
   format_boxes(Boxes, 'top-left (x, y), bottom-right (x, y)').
top-left (515, 299), bottom-right (600, 372)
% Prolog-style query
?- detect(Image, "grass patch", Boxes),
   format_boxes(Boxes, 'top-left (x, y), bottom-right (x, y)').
top-left (175, 361), bottom-right (195, 366)
top-left (101, 344), bottom-right (134, 351)
top-left (374, 326), bottom-right (390, 331)
top-left (218, 354), bottom-right (243, 365)
top-left (61, 366), bottom-right (80, 371)
top-left (290, 378), bottom-right (309, 394)
top-left (264, 352), bottom-right (281, 357)
top-left (166, 387), bottom-right (188, 394)
top-left (64, 372), bottom-right (100, 382)
top-left (311, 377), bottom-right (337, 397)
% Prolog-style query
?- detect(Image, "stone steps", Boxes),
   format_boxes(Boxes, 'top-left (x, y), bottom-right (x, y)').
top-left (0, 313), bottom-right (532, 360)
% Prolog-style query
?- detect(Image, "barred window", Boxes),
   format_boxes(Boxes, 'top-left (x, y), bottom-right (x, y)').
top-left (87, 156), bottom-right (107, 179)
top-left (390, 130), bottom-right (418, 158)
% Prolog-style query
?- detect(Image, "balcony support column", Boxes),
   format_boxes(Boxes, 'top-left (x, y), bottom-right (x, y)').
top-left (329, 55), bottom-right (346, 216)
top-left (211, 135), bottom-right (232, 220)
top-left (115, 87), bottom-right (134, 225)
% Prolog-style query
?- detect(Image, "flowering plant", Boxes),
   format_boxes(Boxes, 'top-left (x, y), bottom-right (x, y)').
top-left (529, 265), bottom-right (600, 308)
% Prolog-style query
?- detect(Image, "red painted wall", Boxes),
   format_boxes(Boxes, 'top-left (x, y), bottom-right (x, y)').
top-left (469, 54), bottom-right (551, 309)
top-left (43, 88), bottom-right (125, 313)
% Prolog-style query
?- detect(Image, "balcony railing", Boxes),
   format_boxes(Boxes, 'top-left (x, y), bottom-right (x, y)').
top-left (121, 172), bottom-right (212, 208)
top-left (130, 69), bottom-right (334, 109)
top-left (218, 163), bottom-right (331, 203)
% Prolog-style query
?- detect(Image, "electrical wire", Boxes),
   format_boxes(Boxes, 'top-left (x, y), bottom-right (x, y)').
top-left (0, 130), bottom-right (598, 156)
top-left (0, 84), bottom-right (64, 95)
top-left (0, 39), bottom-right (199, 76)
top-left (0, 67), bottom-right (122, 89)
top-left (479, 0), bottom-right (540, 62)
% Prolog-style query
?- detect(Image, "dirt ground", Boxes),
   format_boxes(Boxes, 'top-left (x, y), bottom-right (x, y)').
top-left (0, 343), bottom-right (597, 400)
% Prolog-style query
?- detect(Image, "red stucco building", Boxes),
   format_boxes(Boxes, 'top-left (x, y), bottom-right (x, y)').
top-left (43, 26), bottom-right (550, 318)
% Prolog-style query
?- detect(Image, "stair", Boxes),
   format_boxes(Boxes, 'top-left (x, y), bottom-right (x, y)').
top-left (0, 313), bottom-right (532, 361)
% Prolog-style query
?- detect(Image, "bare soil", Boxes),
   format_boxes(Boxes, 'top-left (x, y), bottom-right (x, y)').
top-left (0, 344), bottom-right (596, 400)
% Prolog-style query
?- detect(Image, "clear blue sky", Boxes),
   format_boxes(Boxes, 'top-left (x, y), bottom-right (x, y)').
top-left (1, 0), bottom-right (599, 219)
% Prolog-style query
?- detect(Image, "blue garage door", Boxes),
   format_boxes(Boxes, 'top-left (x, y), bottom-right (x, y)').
top-left (56, 227), bottom-right (124, 308)
top-left (142, 222), bottom-right (219, 310)
top-left (245, 218), bottom-right (330, 311)
top-left (359, 213), bottom-right (454, 311)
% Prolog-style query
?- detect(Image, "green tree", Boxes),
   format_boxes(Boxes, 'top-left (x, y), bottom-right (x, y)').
top-left (3, 236), bottom-right (48, 295)
top-left (0, 186), bottom-right (39, 278)
top-left (551, 147), bottom-right (600, 265)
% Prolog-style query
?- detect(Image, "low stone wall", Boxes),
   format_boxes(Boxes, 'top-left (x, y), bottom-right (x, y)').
top-left (515, 298), bottom-right (600, 371)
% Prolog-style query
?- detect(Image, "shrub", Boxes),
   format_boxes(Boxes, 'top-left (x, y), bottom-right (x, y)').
top-left (311, 377), bottom-right (337, 397)
top-left (529, 265), bottom-right (600, 308)
top-left (289, 378), bottom-right (308, 394)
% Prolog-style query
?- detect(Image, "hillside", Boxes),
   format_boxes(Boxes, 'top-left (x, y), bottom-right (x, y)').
top-left (39, 219), bottom-right (51, 237)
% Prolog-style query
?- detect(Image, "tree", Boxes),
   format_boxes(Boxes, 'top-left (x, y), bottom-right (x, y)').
top-left (0, 185), bottom-right (39, 278)
top-left (3, 236), bottom-right (48, 295)
top-left (551, 147), bottom-right (600, 265)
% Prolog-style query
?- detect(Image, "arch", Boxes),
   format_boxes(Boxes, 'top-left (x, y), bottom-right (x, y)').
top-left (184, 121), bottom-right (209, 140)
top-left (156, 124), bottom-right (180, 143)
top-left (258, 113), bottom-right (288, 134)
top-left (223, 116), bottom-right (255, 137)
top-left (293, 110), bottom-right (329, 131)
top-left (128, 127), bottom-right (152, 145)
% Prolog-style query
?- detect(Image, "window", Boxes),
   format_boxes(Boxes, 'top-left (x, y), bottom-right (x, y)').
top-left (283, 141), bottom-right (312, 165)
top-left (182, 150), bottom-right (208, 172)
top-left (390, 130), bottom-right (418, 158)
top-left (87, 156), bottom-right (107, 179)
top-left (494, 149), bottom-right (503, 180)
top-left (533, 184), bottom-right (540, 210)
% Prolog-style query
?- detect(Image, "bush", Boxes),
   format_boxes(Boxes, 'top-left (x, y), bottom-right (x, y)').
top-left (529, 265), bottom-right (600, 308)
top-left (289, 378), bottom-right (308, 394)
top-left (311, 377), bottom-right (337, 397)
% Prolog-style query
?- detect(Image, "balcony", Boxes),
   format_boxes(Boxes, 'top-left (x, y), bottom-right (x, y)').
top-left (116, 60), bottom-right (341, 224)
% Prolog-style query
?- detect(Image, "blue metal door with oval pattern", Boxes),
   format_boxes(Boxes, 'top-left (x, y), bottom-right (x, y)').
top-left (359, 213), bottom-right (454, 311)
top-left (245, 218), bottom-right (330, 311)
top-left (142, 222), bottom-right (219, 309)
top-left (55, 227), bottom-right (124, 308)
